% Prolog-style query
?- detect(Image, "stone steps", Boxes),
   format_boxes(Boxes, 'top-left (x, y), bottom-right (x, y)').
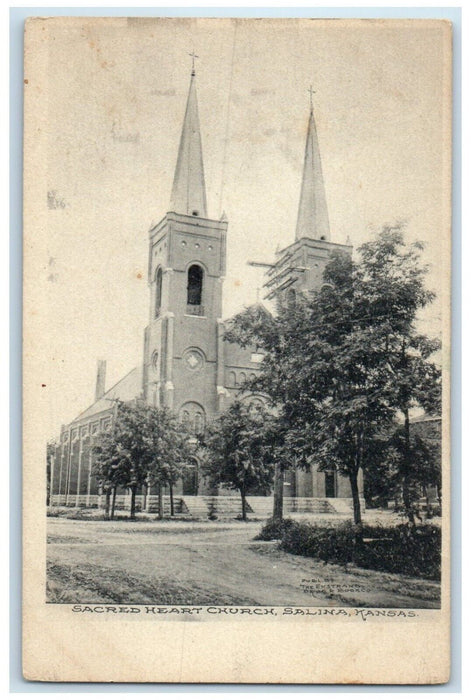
top-left (181, 495), bottom-right (252, 518)
top-left (51, 494), bottom-right (360, 517)
top-left (180, 496), bottom-right (339, 519)
top-left (283, 497), bottom-right (336, 514)
top-left (245, 497), bottom-right (274, 517)
top-left (144, 495), bottom-right (186, 514)
top-left (179, 496), bottom-right (208, 517)
top-left (247, 497), bottom-right (336, 516)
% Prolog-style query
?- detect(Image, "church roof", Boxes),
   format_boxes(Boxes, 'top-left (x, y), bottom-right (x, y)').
top-left (71, 365), bottom-right (143, 424)
top-left (169, 70), bottom-right (208, 218)
top-left (295, 107), bottom-right (331, 242)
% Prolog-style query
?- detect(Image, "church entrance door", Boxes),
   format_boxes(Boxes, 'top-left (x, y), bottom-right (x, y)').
top-left (182, 459), bottom-right (199, 496)
top-left (325, 471), bottom-right (336, 498)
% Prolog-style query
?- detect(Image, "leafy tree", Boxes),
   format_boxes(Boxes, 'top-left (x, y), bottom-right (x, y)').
top-left (92, 428), bottom-right (124, 519)
top-left (270, 418), bottom-right (313, 522)
top-left (226, 255), bottom-right (394, 527)
top-left (201, 401), bottom-right (276, 519)
top-left (355, 226), bottom-right (441, 524)
top-left (363, 422), bottom-right (441, 517)
top-left (225, 224), bottom-right (440, 529)
top-left (145, 410), bottom-right (193, 519)
top-left (387, 426), bottom-right (441, 517)
top-left (362, 436), bottom-right (399, 508)
top-left (93, 401), bottom-right (192, 519)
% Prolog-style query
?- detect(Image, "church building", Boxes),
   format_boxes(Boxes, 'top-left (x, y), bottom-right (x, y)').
top-left (49, 66), bottom-right (363, 517)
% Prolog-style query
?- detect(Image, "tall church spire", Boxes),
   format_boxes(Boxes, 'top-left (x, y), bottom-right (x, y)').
top-left (169, 66), bottom-right (208, 217)
top-left (295, 95), bottom-right (330, 242)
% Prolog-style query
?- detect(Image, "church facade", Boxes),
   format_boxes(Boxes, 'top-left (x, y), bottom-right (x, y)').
top-left (49, 68), bottom-right (363, 515)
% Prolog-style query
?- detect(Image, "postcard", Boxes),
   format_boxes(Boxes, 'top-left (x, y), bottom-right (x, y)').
top-left (23, 16), bottom-right (451, 683)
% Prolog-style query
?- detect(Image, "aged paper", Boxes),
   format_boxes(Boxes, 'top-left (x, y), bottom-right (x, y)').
top-left (23, 17), bottom-right (451, 683)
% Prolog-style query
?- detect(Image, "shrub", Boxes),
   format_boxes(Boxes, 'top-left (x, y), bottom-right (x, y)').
top-left (254, 517), bottom-right (296, 541)
top-left (281, 520), bottom-right (354, 565)
top-left (47, 507), bottom-right (107, 521)
top-left (47, 507), bottom-right (68, 518)
top-left (272, 520), bottom-right (441, 581)
top-left (357, 523), bottom-right (441, 580)
top-left (64, 508), bottom-right (105, 521)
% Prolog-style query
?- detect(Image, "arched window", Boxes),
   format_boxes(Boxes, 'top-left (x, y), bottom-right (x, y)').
top-left (187, 264), bottom-right (204, 314)
top-left (154, 267), bottom-right (163, 318)
top-left (239, 372), bottom-right (246, 386)
top-left (179, 402), bottom-right (206, 435)
top-left (228, 371), bottom-right (236, 387)
top-left (241, 394), bottom-right (266, 411)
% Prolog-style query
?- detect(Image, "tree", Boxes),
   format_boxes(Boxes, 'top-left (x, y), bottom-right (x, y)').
top-left (355, 226), bottom-right (441, 525)
top-left (224, 304), bottom-right (315, 521)
top-left (387, 425), bottom-right (441, 517)
top-left (93, 401), bottom-right (192, 519)
top-left (145, 410), bottom-right (193, 519)
top-left (201, 401), bottom-right (276, 520)
top-left (225, 224), bottom-right (440, 529)
top-left (270, 419), bottom-right (313, 522)
top-left (226, 255), bottom-right (394, 527)
top-left (362, 434), bottom-right (399, 508)
top-left (92, 419), bottom-right (131, 520)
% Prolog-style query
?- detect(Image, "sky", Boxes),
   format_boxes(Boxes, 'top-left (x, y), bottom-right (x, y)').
top-left (27, 17), bottom-right (451, 440)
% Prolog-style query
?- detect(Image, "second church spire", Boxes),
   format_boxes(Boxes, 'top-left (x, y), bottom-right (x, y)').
top-left (295, 101), bottom-right (330, 242)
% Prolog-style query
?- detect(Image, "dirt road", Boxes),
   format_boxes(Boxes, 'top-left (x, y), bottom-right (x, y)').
top-left (47, 518), bottom-right (440, 608)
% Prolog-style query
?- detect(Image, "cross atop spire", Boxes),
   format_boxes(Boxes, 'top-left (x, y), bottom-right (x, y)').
top-left (189, 50), bottom-right (199, 76)
top-left (169, 70), bottom-right (207, 218)
top-left (307, 85), bottom-right (316, 111)
top-left (295, 101), bottom-right (330, 242)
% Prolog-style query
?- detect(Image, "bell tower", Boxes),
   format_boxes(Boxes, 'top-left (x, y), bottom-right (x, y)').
top-left (142, 66), bottom-right (228, 429)
top-left (266, 91), bottom-right (352, 303)
top-left (264, 89), bottom-right (360, 504)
